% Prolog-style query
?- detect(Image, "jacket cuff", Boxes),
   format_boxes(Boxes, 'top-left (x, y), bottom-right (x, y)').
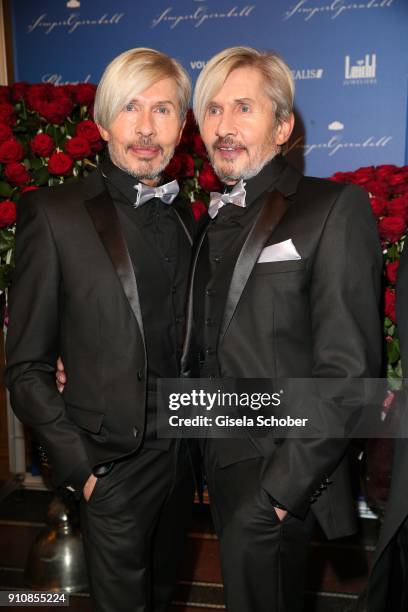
top-left (63, 460), bottom-right (92, 492)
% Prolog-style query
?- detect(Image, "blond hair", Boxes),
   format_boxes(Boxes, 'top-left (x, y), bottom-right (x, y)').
top-left (94, 47), bottom-right (191, 129)
top-left (193, 46), bottom-right (294, 129)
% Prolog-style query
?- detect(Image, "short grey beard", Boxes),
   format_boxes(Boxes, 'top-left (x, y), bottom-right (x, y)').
top-left (108, 143), bottom-right (174, 183)
top-left (210, 147), bottom-right (279, 184)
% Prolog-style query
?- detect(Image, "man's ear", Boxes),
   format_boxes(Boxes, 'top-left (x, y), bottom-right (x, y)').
top-left (97, 124), bottom-right (110, 143)
top-left (275, 113), bottom-right (295, 146)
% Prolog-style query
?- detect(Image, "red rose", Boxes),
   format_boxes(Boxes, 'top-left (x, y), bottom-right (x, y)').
top-left (180, 153), bottom-right (195, 178)
top-left (5, 162), bottom-right (30, 186)
top-left (193, 133), bottom-right (207, 158)
top-left (75, 84), bottom-right (97, 107)
top-left (11, 82), bottom-right (29, 102)
top-left (75, 120), bottom-right (104, 152)
top-left (20, 185), bottom-right (39, 193)
top-left (388, 172), bottom-right (408, 187)
top-left (0, 123), bottom-right (13, 143)
top-left (89, 137), bottom-right (104, 153)
top-left (39, 101), bottom-right (70, 125)
top-left (386, 261), bottom-right (399, 285)
top-left (370, 197), bottom-right (387, 218)
top-left (378, 216), bottom-right (406, 243)
top-left (27, 94), bottom-right (45, 113)
top-left (0, 86), bottom-right (10, 102)
top-left (26, 85), bottom-right (48, 112)
top-left (64, 136), bottom-right (91, 160)
top-left (384, 287), bottom-right (396, 323)
top-left (164, 154), bottom-right (182, 179)
top-left (387, 197), bottom-right (408, 219)
top-left (48, 152), bottom-right (73, 176)
top-left (0, 102), bottom-right (16, 125)
top-left (364, 180), bottom-right (389, 199)
top-left (28, 84), bottom-right (52, 98)
top-left (191, 200), bottom-right (207, 221)
top-left (0, 138), bottom-right (24, 164)
top-left (353, 166), bottom-right (376, 185)
top-left (0, 200), bottom-right (16, 228)
top-left (52, 86), bottom-right (74, 101)
top-left (198, 161), bottom-right (222, 192)
top-left (54, 95), bottom-right (74, 117)
top-left (394, 185), bottom-right (408, 199)
top-left (376, 165), bottom-right (397, 180)
top-left (30, 133), bottom-right (55, 157)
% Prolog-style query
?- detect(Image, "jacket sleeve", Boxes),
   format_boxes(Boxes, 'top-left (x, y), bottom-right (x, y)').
top-left (261, 184), bottom-right (383, 517)
top-left (396, 242), bottom-right (408, 374)
top-left (5, 192), bottom-right (92, 490)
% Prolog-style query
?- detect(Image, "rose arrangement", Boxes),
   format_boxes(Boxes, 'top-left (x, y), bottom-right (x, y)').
top-left (0, 82), bottom-right (406, 381)
top-left (0, 84), bottom-right (219, 293)
top-left (331, 165), bottom-right (408, 385)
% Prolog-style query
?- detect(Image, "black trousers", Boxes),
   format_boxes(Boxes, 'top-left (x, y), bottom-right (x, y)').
top-left (80, 441), bottom-right (195, 612)
top-left (205, 446), bottom-right (315, 612)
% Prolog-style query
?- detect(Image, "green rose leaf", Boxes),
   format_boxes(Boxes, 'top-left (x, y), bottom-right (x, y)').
top-left (0, 181), bottom-right (14, 197)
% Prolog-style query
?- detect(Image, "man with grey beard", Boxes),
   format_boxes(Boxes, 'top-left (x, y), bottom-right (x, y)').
top-left (181, 46), bottom-right (382, 612)
top-left (6, 48), bottom-right (196, 612)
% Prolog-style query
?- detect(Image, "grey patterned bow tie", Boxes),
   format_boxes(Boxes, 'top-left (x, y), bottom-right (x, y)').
top-left (208, 179), bottom-right (247, 219)
top-left (133, 180), bottom-right (180, 208)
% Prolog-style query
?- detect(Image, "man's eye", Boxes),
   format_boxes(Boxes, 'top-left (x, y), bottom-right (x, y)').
top-left (240, 104), bottom-right (250, 113)
top-left (208, 106), bottom-right (220, 116)
top-left (156, 106), bottom-right (169, 114)
top-left (125, 103), bottom-right (136, 112)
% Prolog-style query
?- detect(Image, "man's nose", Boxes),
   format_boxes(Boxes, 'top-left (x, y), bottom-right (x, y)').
top-left (136, 110), bottom-right (155, 137)
top-left (216, 110), bottom-right (237, 138)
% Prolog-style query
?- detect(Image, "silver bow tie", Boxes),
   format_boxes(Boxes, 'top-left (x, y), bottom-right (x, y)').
top-left (133, 179), bottom-right (180, 208)
top-left (208, 179), bottom-right (247, 219)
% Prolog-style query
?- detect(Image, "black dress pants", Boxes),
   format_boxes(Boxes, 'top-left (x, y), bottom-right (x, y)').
top-left (80, 441), bottom-right (195, 612)
top-left (205, 447), bottom-right (315, 612)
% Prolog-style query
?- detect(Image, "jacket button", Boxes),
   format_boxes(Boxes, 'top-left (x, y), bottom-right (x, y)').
top-left (137, 370), bottom-right (143, 381)
top-left (133, 427), bottom-right (139, 438)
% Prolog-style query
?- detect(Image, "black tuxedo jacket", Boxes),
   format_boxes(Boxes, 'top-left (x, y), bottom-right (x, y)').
top-left (182, 156), bottom-right (382, 539)
top-left (367, 243), bottom-right (408, 611)
top-left (5, 168), bottom-right (194, 490)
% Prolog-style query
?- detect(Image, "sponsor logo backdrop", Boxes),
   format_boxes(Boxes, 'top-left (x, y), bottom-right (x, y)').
top-left (10, 0), bottom-right (408, 176)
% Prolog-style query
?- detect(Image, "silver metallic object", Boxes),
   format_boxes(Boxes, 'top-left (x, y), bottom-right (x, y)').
top-left (25, 491), bottom-right (89, 593)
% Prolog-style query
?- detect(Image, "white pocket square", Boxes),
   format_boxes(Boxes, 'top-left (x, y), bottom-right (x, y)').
top-left (257, 239), bottom-right (302, 263)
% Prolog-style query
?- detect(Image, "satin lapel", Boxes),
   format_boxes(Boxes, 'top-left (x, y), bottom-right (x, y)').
top-left (180, 220), bottom-right (210, 375)
top-left (172, 199), bottom-right (194, 246)
top-left (85, 189), bottom-right (145, 344)
top-left (219, 189), bottom-right (289, 343)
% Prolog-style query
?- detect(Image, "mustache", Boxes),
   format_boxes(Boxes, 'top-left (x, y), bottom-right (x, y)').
top-left (126, 137), bottom-right (162, 150)
top-left (213, 137), bottom-right (247, 150)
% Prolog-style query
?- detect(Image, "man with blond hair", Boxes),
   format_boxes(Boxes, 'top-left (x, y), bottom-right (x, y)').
top-left (181, 46), bottom-right (383, 611)
top-left (6, 48), bottom-right (195, 611)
